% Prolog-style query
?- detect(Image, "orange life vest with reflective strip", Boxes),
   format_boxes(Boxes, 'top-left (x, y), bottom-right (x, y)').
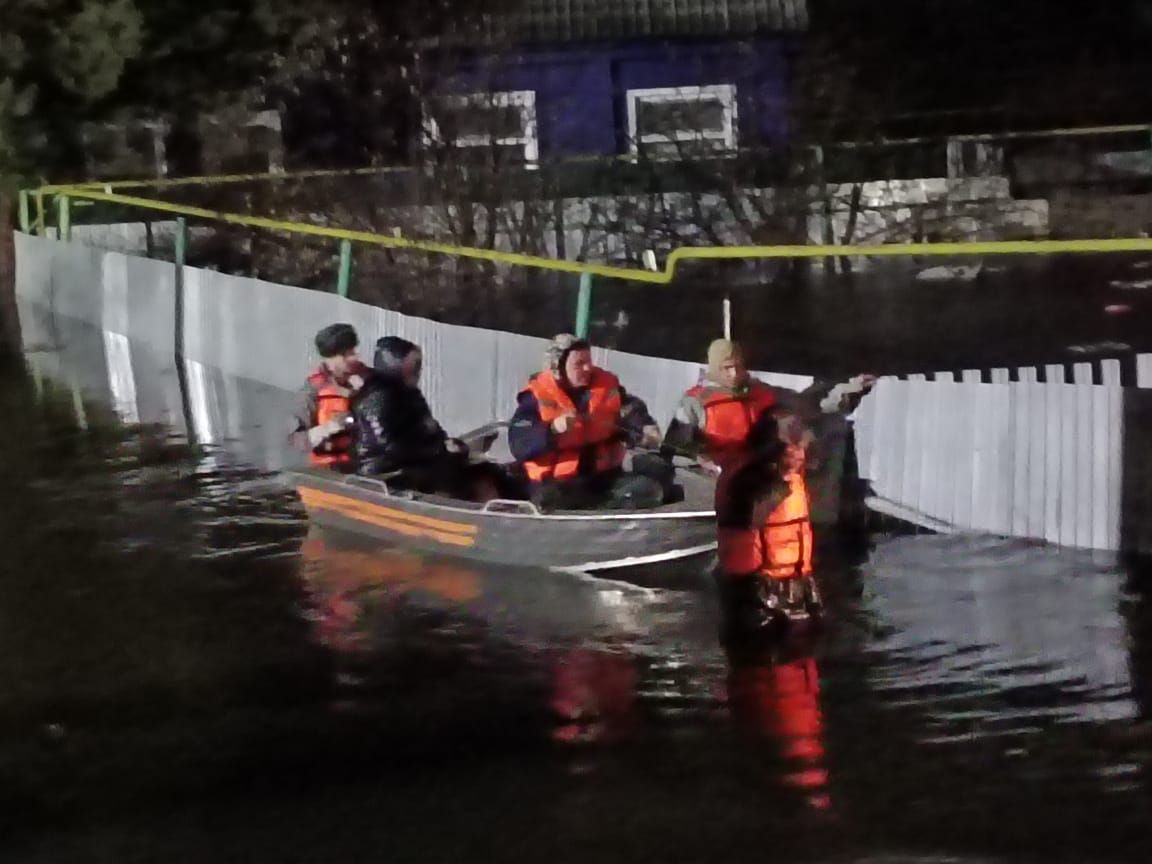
top-left (717, 457), bottom-right (813, 580)
top-left (307, 369), bottom-right (354, 466)
top-left (688, 380), bottom-right (777, 467)
top-left (523, 369), bottom-right (626, 483)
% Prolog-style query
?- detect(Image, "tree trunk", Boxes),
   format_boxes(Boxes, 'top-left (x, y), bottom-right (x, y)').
top-left (0, 193), bottom-right (22, 355)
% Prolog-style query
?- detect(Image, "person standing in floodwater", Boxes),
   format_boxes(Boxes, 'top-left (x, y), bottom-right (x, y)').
top-left (715, 411), bottom-right (821, 635)
top-left (289, 323), bottom-right (369, 470)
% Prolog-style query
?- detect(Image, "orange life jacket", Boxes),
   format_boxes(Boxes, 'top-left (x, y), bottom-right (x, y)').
top-left (523, 369), bottom-right (626, 483)
top-left (307, 368), bottom-right (354, 466)
top-left (717, 455), bottom-right (813, 581)
top-left (687, 380), bottom-right (777, 467)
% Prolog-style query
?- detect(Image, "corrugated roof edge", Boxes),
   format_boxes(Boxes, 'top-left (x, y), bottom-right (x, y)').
top-left (432, 0), bottom-right (809, 48)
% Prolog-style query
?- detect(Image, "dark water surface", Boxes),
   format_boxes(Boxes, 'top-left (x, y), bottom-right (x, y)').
top-left (2, 356), bottom-right (1152, 863)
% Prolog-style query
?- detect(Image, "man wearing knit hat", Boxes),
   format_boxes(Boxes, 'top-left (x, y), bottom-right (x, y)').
top-left (664, 338), bottom-right (874, 475)
top-left (508, 334), bottom-right (664, 510)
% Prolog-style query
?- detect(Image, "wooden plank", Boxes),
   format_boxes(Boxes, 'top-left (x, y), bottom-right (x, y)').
top-left (1045, 364), bottom-right (1067, 384)
top-left (970, 383), bottom-right (994, 532)
top-left (952, 381), bottom-right (979, 530)
top-left (1011, 383), bottom-right (1030, 537)
top-left (1105, 386), bottom-right (1123, 550)
top-left (992, 381), bottom-right (1014, 535)
top-left (934, 382), bottom-right (959, 525)
top-left (991, 368), bottom-right (1010, 384)
top-left (884, 382), bottom-right (911, 508)
top-left (1059, 384), bottom-right (1079, 547)
top-left (851, 386), bottom-right (880, 485)
top-left (920, 379), bottom-right (946, 519)
top-left (1043, 383), bottom-right (1061, 543)
top-left (1101, 359), bottom-right (1121, 387)
top-left (962, 369), bottom-right (983, 384)
top-left (901, 380), bottom-right (926, 514)
top-left (1138, 354), bottom-right (1152, 388)
top-left (1018, 367), bottom-right (1039, 383)
top-left (1075, 384), bottom-right (1095, 549)
top-left (1091, 384), bottom-right (1111, 549)
top-left (1073, 362), bottom-right (1093, 385)
top-left (867, 379), bottom-right (894, 496)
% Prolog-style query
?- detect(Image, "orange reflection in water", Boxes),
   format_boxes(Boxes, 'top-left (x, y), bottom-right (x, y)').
top-left (728, 649), bottom-right (832, 810)
top-left (550, 647), bottom-right (640, 744)
top-left (299, 530), bottom-right (483, 651)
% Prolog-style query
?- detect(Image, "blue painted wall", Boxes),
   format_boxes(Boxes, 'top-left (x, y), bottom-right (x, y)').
top-left (436, 38), bottom-right (792, 158)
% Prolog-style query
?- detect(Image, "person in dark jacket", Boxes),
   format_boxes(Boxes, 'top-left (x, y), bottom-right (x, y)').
top-left (508, 334), bottom-right (667, 510)
top-left (352, 336), bottom-right (483, 498)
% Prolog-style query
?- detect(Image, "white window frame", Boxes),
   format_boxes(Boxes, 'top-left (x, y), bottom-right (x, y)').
top-left (626, 84), bottom-right (739, 157)
top-left (423, 90), bottom-right (539, 164)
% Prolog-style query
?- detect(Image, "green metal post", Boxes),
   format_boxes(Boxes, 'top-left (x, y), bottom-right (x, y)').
top-left (575, 271), bottom-right (593, 338)
top-left (336, 239), bottom-right (353, 298)
top-left (175, 216), bottom-right (187, 269)
top-left (174, 216), bottom-right (187, 360)
top-left (17, 191), bottom-right (30, 234)
top-left (56, 195), bottom-right (71, 241)
top-left (173, 217), bottom-right (196, 446)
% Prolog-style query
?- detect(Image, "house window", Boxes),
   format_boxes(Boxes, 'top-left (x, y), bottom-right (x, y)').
top-left (424, 91), bottom-right (539, 164)
top-left (626, 85), bottom-right (738, 159)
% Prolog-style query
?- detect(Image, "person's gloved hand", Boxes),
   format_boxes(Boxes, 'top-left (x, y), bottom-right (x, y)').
top-left (308, 414), bottom-right (350, 448)
top-left (445, 437), bottom-right (468, 455)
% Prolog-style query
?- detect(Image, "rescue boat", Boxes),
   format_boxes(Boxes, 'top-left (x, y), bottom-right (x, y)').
top-left (285, 427), bottom-right (718, 576)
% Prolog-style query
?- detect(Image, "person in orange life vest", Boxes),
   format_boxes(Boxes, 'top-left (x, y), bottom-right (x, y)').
top-left (508, 334), bottom-right (664, 510)
top-left (726, 640), bottom-right (831, 811)
top-left (715, 410), bottom-right (821, 638)
top-left (289, 323), bottom-right (369, 470)
top-left (664, 338), bottom-right (876, 475)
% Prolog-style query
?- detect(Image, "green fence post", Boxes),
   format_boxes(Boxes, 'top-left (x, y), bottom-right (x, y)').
top-left (56, 195), bottom-right (71, 241)
top-left (175, 216), bottom-right (187, 269)
top-left (336, 239), bottom-right (353, 298)
top-left (174, 216), bottom-right (187, 362)
top-left (575, 271), bottom-right (593, 338)
top-left (17, 191), bottom-right (30, 233)
top-left (173, 217), bottom-right (197, 445)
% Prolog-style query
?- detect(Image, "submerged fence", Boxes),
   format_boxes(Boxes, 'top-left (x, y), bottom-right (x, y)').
top-left (15, 170), bottom-right (1152, 553)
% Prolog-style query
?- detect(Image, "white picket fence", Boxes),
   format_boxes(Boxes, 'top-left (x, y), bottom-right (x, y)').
top-left (853, 359), bottom-right (1151, 550)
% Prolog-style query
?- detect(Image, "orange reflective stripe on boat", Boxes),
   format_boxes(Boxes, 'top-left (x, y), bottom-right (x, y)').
top-left (299, 487), bottom-right (478, 548)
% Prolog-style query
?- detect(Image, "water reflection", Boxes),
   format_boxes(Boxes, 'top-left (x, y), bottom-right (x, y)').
top-left (864, 535), bottom-right (1137, 734)
top-left (727, 641), bottom-right (832, 811)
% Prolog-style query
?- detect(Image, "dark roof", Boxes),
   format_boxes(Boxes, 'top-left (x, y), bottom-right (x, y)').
top-left (464, 0), bottom-right (809, 44)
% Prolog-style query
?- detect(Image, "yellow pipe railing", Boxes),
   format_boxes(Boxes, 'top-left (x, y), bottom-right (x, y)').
top-left (33, 185), bottom-right (1152, 286)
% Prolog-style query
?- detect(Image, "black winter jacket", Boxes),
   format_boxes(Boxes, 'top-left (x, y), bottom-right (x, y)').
top-left (352, 338), bottom-right (448, 475)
